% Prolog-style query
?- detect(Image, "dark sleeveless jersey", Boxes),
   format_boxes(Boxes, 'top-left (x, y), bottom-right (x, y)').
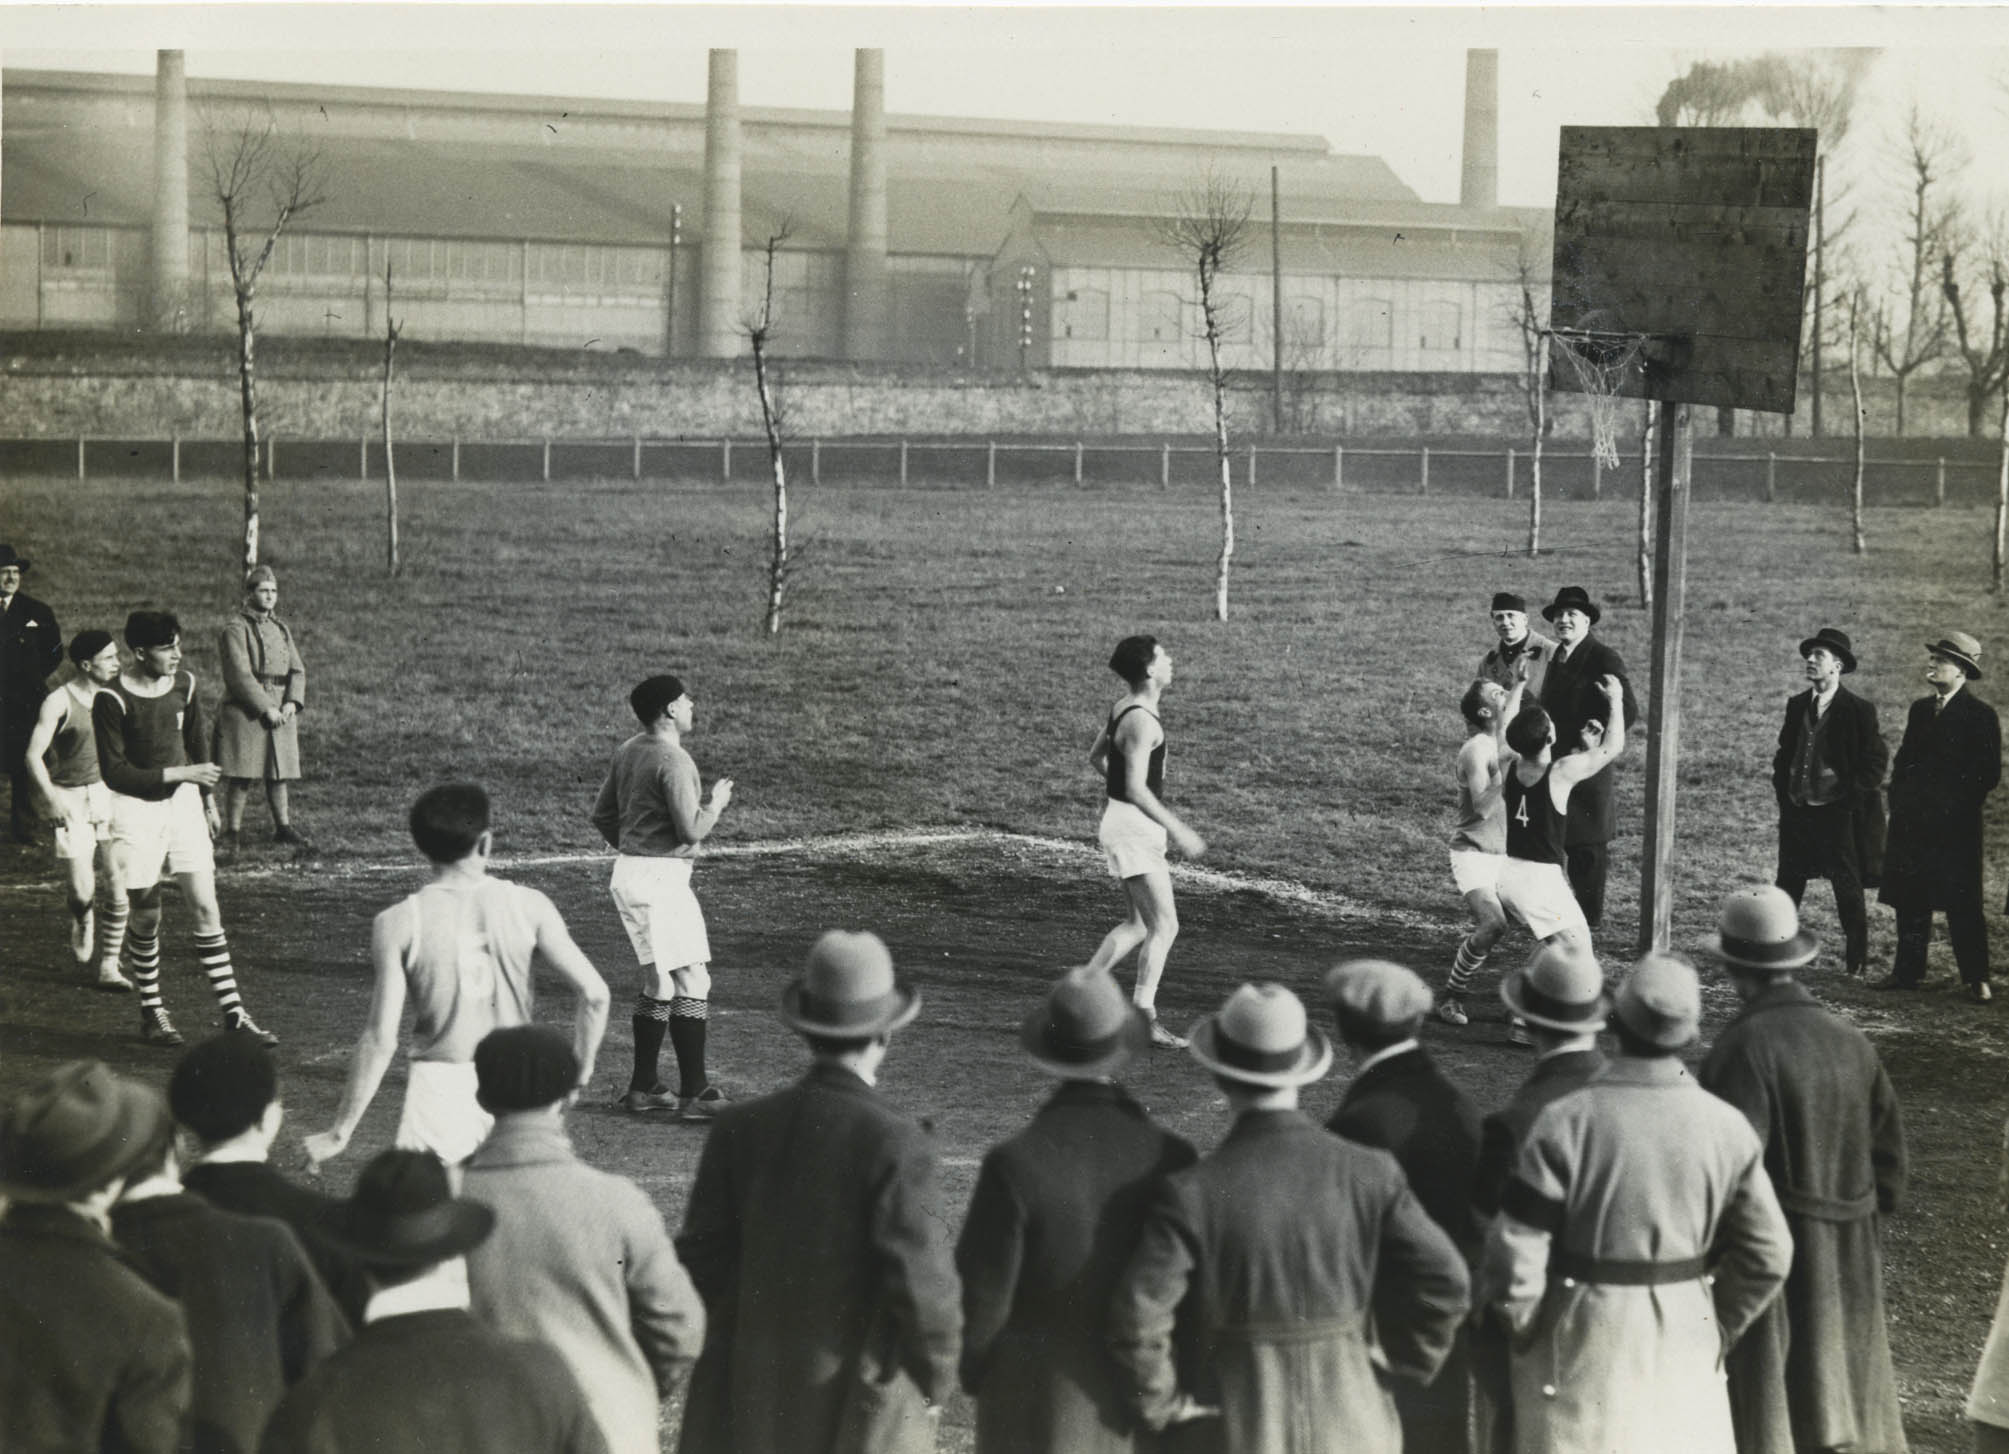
top-left (1104, 703), bottom-right (1166, 803)
top-left (93, 671), bottom-right (207, 801)
top-left (1504, 761), bottom-right (1568, 866)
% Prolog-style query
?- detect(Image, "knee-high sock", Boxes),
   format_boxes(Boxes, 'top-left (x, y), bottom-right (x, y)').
top-left (98, 897), bottom-right (130, 969)
top-left (632, 993), bottom-right (672, 1092)
top-left (1448, 935), bottom-right (1490, 996)
top-left (130, 930), bottom-right (163, 1010)
top-left (669, 996), bottom-right (710, 1097)
top-left (194, 931), bottom-right (243, 1017)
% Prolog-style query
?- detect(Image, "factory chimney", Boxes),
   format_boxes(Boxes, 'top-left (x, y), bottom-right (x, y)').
top-left (151, 50), bottom-right (190, 331)
top-left (1459, 48), bottom-right (1499, 210)
top-left (844, 48), bottom-right (891, 362)
top-left (699, 49), bottom-right (744, 358)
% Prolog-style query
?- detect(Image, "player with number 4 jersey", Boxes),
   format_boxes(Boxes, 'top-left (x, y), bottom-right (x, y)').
top-left (1495, 675), bottom-right (1628, 952)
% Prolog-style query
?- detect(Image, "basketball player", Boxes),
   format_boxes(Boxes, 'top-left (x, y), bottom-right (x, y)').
top-left (1440, 674), bottom-right (1525, 1026)
top-left (1495, 679), bottom-right (1628, 955)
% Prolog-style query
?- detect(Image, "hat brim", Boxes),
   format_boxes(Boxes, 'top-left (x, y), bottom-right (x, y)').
top-left (1542, 601), bottom-right (1602, 625)
top-left (777, 980), bottom-right (923, 1039)
top-left (0, 1078), bottom-right (169, 1204)
top-left (321, 1200), bottom-right (497, 1268)
top-left (1710, 931), bottom-right (1819, 974)
top-left (1928, 641), bottom-right (1983, 679)
top-left (1186, 1019), bottom-right (1334, 1088)
top-left (1498, 971), bottom-right (1610, 1036)
top-left (1798, 637), bottom-right (1856, 673)
top-left (1018, 1003), bottom-right (1150, 1078)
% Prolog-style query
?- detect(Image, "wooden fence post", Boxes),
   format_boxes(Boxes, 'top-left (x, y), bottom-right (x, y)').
top-left (1161, 442), bottom-right (1171, 490)
top-left (542, 438), bottom-right (551, 484)
top-left (171, 434), bottom-right (181, 484)
top-left (266, 436), bottom-right (277, 481)
top-left (360, 434), bottom-right (368, 480)
top-left (633, 435), bottom-right (642, 480)
top-left (811, 438), bottom-right (821, 486)
top-left (899, 439), bottom-right (909, 488)
top-left (987, 441), bottom-right (996, 489)
top-left (1591, 451), bottom-right (1602, 499)
top-left (1420, 446), bottom-right (1430, 495)
top-left (1937, 456), bottom-right (1947, 506)
top-left (1074, 442), bottom-right (1084, 488)
top-left (1333, 444), bottom-right (1343, 491)
top-left (77, 437), bottom-right (85, 482)
top-left (1505, 447), bottom-right (1515, 499)
top-left (1767, 451), bottom-right (1777, 503)
top-left (451, 435), bottom-right (460, 482)
top-left (1247, 442), bottom-right (1257, 487)
top-left (722, 437), bottom-right (732, 481)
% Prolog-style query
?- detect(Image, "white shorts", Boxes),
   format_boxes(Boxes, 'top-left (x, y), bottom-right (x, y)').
top-left (1449, 848), bottom-right (1504, 898)
top-left (1497, 858), bottom-right (1591, 941)
top-left (396, 1059), bottom-right (493, 1167)
top-left (1099, 798), bottom-right (1169, 880)
top-left (609, 854), bottom-right (712, 970)
top-left (49, 781), bottom-right (113, 862)
top-left (110, 783), bottom-right (214, 889)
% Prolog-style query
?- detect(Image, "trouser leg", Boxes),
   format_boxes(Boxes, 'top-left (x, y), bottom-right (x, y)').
top-left (1948, 902), bottom-right (1992, 986)
top-left (1893, 907), bottom-right (1933, 986)
top-left (1564, 842), bottom-right (1608, 929)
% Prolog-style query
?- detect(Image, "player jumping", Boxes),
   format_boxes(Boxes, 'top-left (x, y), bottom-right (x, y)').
top-left (1440, 674), bottom-right (1525, 1026)
top-left (1495, 679), bottom-right (1628, 958)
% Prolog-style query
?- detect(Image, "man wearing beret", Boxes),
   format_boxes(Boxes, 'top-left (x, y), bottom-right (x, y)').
top-left (0, 542), bottom-right (62, 842)
top-left (676, 930), bottom-right (961, 1454)
top-left (1534, 585), bottom-right (1639, 928)
top-left (1479, 592), bottom-right (1555, 701)
top-left (1878, 630), bottom-right (2001, 1002)
top-left (463, 1025), bottom-right (706, 1454)
top-left (0, 1060), bottom-right (193, 1453)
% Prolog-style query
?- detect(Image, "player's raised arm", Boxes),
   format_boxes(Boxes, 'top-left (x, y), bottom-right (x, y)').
top-left (531, 894), bottom-right (611, 1089)
top-left (304, 910), bottom-right (410, 1170)
top-left (1552, 676), bottom-right (1627, 787)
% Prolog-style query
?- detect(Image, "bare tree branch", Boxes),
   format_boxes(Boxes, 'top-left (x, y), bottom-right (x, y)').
top-left (744, 221), bottom-right (797, 636)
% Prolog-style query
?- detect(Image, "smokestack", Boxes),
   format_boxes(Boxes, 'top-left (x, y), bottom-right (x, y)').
top-left (151, 50), bottom-right (190, 331)
top-left (699, 49), bottom-right (743, 359)
top-left (1459, 48), bottom-right (1498, 209)
top-left (844, 49), bottom-right (891, 362)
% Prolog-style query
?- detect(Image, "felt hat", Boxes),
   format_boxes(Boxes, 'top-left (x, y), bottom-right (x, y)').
top-left (1797, 626), bottom-right (1856, 674)
top-left (1323, 959), bottom-right (1433, 1038)
top-left (1490, 592), bottom-right (1527, 614)
top-left (1928, 631), bottom-right (1984, 680)
top-left (1541, 585), bottom-right (1602, 625)
top-left (1500, 941), bottom-right (1610, 1034)
top-left (778, 930), bottom-right (922, 1038)
top-left (1019, 965), bottom-right (1149, 1078)
top-left (321, 1150), bottom-right (496, 1267)
top-left (0, 1060), bottom-right (171, 1203)
top-left (168, 1032), bottom-right (279, 1143)
top-left (1613, 953), bottom-right (1702, 1050)
top-left (474, 1025), bottom-right (581, 1112)
top-left (1188, 983), bottom-right (1333, 1088)
top-left (0, 544), bottom-right (31, 571)
top-left (1711, 885), bottom-right (1818, 974)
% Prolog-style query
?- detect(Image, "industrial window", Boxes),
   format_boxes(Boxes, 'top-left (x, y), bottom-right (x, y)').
top-left (42, 226), bottom-right (115, 270)
top-left (1142, 290), bottom-right (1184, 342)
top-left (271, 233), bottom-right (367, 276)
top-left (1420, 301), bottom-right (1462, 351)
top-left (1061, 287), bottom-right (1109, 341)
top-left (1344, 298), bottom-right (1392, 350)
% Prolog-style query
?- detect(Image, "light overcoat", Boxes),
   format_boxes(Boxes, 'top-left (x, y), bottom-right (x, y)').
top-left (1881, 687), bottom-right (2001, 914)
top-left (1109, 1107), bottom-right (1470, 1454)
top-left (214, 609), bottom-right (306, 780)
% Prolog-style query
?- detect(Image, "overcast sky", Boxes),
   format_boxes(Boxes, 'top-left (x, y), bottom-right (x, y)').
top-left (5, 5), bottom-right (2005, 214)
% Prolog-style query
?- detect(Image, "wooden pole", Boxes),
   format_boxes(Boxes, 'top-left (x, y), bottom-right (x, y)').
top-left (1639, 399), bottom-right (1693, 954)
top-left (900, 439), bottom-right (910, 488)
top-left (634, 435), bottom-right (643, 480)
top-left (811, 438), bottom-right (821, 486)
top-left (542, 438), bottom-right (551, 484)
top-left (77, 437), bottom-right (85, 482)
top-left (1073, 441), bottom-right (1083, 488)
top-left (1420, 446), bottom-right (1430, 495)
top-left (1505, 447), bottom-right (1515, 500)
top-left (451, 435), bottom-right (460, 482)
top-left (1333, 444), bottom-right (1342, 491)
top-left (1936, 456), bottom-right (1947, 507)
top-left (172, 434), bottom-right (181, 484)
top-left (1767, 451), bottom-right (1777, 503)
top-left (1161, 442), bottom-right (1171, 490)
top-left (1270, 164), bottom-right (1284, 434)
top-left (987, 441), bottom-right (996, 489)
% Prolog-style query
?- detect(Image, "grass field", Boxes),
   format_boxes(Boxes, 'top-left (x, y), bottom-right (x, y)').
top-left (2, 471), bottom-right (2007, 1451)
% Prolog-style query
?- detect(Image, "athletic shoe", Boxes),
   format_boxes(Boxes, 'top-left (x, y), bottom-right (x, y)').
top-left (1147, 1015), bottom-right (1189, 1051)
top-left (679, 1086), bottom-right (729, 1122)
top-left (618, 1088), bottom-right (679, 1114)
top-left (1436, 996), bottom-right (1469, 1027)
top-left (225, 1011), bottom-right (280, 1047)
top-left (71, 908), bottom-right (95, 963)
top-left (95, 962), bottom-right (134, 993)
top-left (140, 1007), bottom-right (185, 1047)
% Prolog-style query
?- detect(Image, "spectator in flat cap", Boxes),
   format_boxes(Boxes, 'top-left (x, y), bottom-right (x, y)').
top-left (0, 1060), bottom-right (192, 1454)
top-left (1110, 983), bottom-right (1469, 1454)
top-left (171, 1031), bottom-right (370, 1322)
top-left (1479, 591), bottom-right (1555, 700)
top-left (955, 966), bottom-right (1197, 1454)
top-left (1323, 959), bottom-right (1482, 1454)
top-left (1878, 629), bottom-right (2000, 1001)
top-left (112, 1092), bottom-right (349, 1454)
top-left (676, 930), bottom-right (960, 1454)
top-left (260, 1148), bottom-right (607, 1454)
top-left (1699, 887), bottom-right (1908, 1454)
top-left (463, 1025), bottom-right (704, 1454)
top-left (1478, 953), bottom-right (1790, 1454)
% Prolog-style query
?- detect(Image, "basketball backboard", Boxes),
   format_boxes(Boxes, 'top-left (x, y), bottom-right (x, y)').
top-left (1548, 126), bottom-right (1817, 414)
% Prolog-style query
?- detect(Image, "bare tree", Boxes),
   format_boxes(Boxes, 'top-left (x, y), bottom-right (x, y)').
top-left (1871, 107), bottom-right (1957, 436)
top-left (1995, 380), bottom-right (2009, 592)
top-left (380, 261), bottom-right (406, 577)
top-left (204, 111), bottom-right (325, 572)
top-left (1941, 217), bottom-right (2009, 438)
top-left (1157, 175), bottom-right (1253, 622)
top-left (745, 224), bottom-right (798, 637)
top-left (1849, 287), bottom-right (1868, 553)
top-left (1637, 399), bottom-right (1656, 610)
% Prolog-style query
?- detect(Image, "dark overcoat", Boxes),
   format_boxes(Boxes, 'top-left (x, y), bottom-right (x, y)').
top-left (0, 590), bottom-right (61, 767)
top-left (1700, 980), bottom-right (1908, 1454)
top-left (1110, 1108), bottom-right (1470, 1454)
top-left (955, 1081), bottom-right (1196, 1454)
top-left (676, 1061), bottom-right (962, 1454)
top-left (1771, 684), bottom-right (1888, 884)
top-left (1880, 688), bottom-right (2001, 914)
top-left (1535, 634), bottom-right (1639, 845)
top-left (182, 1158), bottom-right (372, 1324)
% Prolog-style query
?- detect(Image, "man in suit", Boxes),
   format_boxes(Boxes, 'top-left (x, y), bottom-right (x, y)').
top-left (0, 542), bottom-right (62, 841)
top-left (1110, 982), bottom-right (1470, 1454)
top-left (956, 965), bottom-right (1197, 1454)
top-left (1479, 591), bottom-right (1556, 700)
top-left (1773, 627), bottom-right (1888, 978)
top-left (1700, 887), bottom-right (1908, 1454)
top-left (1324, 959), bottom-right (1483, 1454)
top-left (1535, 584), bottom-right (1639, 928)
top-left (676, 930), bottom-right (961, 1454)
top-left (1877, 630), bottom-right (2001, 1002)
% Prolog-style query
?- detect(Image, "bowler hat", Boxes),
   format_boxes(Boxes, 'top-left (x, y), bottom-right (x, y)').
top-left (0, 544), bottom-right (31, 571)
top-left (168, 1032), bottom-right (278, 1144)
top-left (0, 1060), bottom-right (170, 1203)
top-left (1711, 885), bottom-right (1818, 974)
top-left (1541, 585), bottom-right (1602, 625)
top-left (1490, 592), bottom-right (1527, 614)
top-left (322, 1150), bottom-right (496, 1268)
top-left (1797, 626), bottom-right (1857, 674)
top-left (1019, 966), bottom-right (1149, 1078)
top-left (1928, 631), bottom-right (1984, 680)
top-left (778, 930), bottom-right (922, 1039)
top-left (1500, 942), bottom-right (1610, 1034)
top-left (1188, 983), bottom-right (1333, 1088)
top-left (1323, 959), bottom-right (1433, 1039)
top-left (474, 1025), bottom-right (581, 1112)
top-left (1613, 953), bottom-right (1701, 1050)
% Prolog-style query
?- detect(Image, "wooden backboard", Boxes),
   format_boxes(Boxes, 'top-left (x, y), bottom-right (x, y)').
top-left (1548, 126), bottom-right (1817, 414)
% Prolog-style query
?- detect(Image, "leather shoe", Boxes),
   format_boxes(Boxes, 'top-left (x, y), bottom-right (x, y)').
top-left (1870, 975), bottom-right (1922, 991)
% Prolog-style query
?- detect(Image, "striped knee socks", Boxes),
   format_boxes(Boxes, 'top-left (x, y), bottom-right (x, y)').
top-left (99, 897), bottom-right (130, 971)
top-left (1448, 936), bottom-right (1490, 997)
top-left (130, 930), bottom-right (163, 1009)
top-left (194, 931), bottom-right (244, 1018)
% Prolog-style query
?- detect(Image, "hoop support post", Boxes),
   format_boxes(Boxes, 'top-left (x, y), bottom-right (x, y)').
top-left (1639, 398), bottom-right (1693, 955)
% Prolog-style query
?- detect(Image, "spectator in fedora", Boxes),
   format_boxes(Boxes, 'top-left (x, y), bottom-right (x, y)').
top-left (1534, 584), bottom-right (1639, 928)
top-left (463, 1025), bottom-right (705, 1454)
top-left (1479, 591), bottom-right (1556, 700)
top-left (1773, 627), bottom-right (1888, 978)
top-left (1700, 886), bottom-right (1908, 1454)
top-left (258, 1148), bottom-right (607, 1454)
top-left (0, 1060), bottom-right (191, 1454)
top-left (1110, 983), bottom-right (1469, 1454)
top-left (1469, 940), bottom-right (1609, 1454)
top-left (1878, 630), bottom-right (2001, 1002)
top-left (215, 564), bottom-right (310, 857)
top-left (675, 930), bottom-right (961, 1454)
top-left (1477, 953), bottom-right (1791, 1454)
top-left (1324, 959), bottom-right (1483, 1454)
top-left (0, 542), bottom-right (62, 841)
top-left (955, 965), bottom-right (1197, 1454)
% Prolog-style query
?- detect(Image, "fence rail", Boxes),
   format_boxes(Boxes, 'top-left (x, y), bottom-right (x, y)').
top-left (7, 433), bottom-right (2003, 507)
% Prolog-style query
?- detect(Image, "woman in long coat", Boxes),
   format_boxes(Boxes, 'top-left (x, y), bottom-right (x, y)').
top-left (215, 565), bottom-right (308, 852)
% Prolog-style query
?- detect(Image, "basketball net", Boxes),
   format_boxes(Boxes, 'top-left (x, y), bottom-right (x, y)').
top-left (1548, 329), bottom-right (1648, 471)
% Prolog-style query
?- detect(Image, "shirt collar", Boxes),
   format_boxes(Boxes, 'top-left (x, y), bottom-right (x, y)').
top-left (364, 1257), bottom-right (471, 1324)
top-left (1355, 1039), bottom-right (1420, 1074)
top-left (1811, 681), bottom-right (1839, 714)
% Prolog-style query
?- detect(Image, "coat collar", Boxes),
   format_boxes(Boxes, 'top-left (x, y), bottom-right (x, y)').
top-left (1223, 1106), bottom-right (1316, 1142)
top-left (1, 1202), bottom-right (114, 1247)
top-left (804, 1060), bottom-right (879, 1097)
top-left (1342, 1044), bottom-right (1428, 1102)
top-left (1040, 1079), bottom-right (1143, 1114)
top-left (1729, 978), bottom-right (1817, 1022)
top-left (465, 1118), bottom-right (576, 1171)
top-left (1592, 1054), bottom-right (1693, 1087)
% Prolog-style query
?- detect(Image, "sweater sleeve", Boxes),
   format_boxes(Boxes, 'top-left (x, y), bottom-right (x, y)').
top-left (94, 689), bottom-right (166, 796)
top-left (622, 1186), bottom-right (706, 1394)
